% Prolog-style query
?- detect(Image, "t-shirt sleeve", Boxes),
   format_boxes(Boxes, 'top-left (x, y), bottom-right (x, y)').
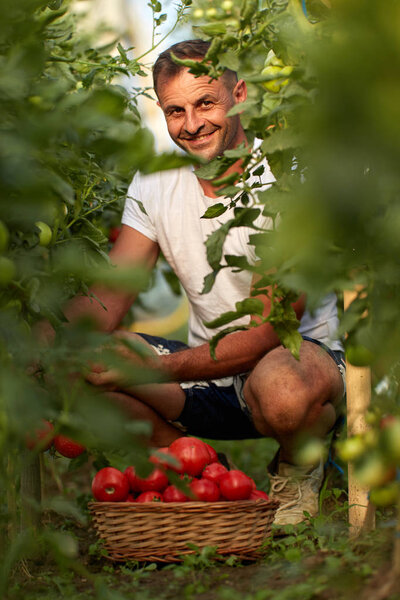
top-left (121, 172), bottom-right (157, 242)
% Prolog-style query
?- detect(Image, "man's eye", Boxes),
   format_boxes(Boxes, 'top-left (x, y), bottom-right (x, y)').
top-left (202, 100), bottom-right (213, 107)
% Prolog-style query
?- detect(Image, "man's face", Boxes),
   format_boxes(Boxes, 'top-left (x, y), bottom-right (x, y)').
top-left (157, 68), bottom-right (247, 162)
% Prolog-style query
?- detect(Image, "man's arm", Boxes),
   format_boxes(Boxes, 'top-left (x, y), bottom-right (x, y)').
top-left (88, 286), bottom-right (306, 390)
top-left (158, 291), bottom-right (306, 382)
top-left (35, 225), bottom-right (159, 343)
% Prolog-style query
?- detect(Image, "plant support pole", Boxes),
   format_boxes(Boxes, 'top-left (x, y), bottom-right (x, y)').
top-left (344, 289), bottom-right (375, 535)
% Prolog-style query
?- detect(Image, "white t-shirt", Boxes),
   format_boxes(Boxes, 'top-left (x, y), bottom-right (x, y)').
top-left (122, 163), bottom-right (343, 351)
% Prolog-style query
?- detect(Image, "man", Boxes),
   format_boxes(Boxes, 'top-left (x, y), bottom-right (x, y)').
top-left (67, 40), bottom-right (345, 525)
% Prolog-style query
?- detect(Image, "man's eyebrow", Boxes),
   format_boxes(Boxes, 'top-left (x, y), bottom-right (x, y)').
top-left (196, 94), bottom-right (214, 105)
top-left (163, 103), bottom-right (182, 113)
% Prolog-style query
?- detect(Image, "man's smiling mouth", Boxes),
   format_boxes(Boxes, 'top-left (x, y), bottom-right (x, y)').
top-left (181, 130), bottom-right (217, 143)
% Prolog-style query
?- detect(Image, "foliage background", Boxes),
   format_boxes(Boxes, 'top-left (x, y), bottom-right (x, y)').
top-left (1, 0), bottom-right (400, 598)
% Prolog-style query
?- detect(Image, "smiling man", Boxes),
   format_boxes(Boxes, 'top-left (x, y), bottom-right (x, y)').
top-left (81, 40), bottom-right (346, 526)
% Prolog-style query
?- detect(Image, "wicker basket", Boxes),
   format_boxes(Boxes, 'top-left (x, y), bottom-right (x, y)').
top-left (89, 499), bottom-right (278, 563)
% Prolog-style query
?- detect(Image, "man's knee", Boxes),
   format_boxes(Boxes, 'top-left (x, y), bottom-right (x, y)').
top-left (244, 360), bottom-right (312, 437)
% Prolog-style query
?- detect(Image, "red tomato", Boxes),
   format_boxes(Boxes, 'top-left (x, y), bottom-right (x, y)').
top-left (124, 466), bottom-right (140, 492)
top-left (190, 478), bottom-right (220, 502)
top-left (163, 485), bottom-right (189, 502)
top-left (54, 434), bottom-right (86, 458)
top-left (149, 446), bottom-right (170, 466)
top-left (250, 489), bottom-right (270, 501)
top-left (219, 470), bottom-right (253, 501)
top-left (149, 447), bottom-right (181, 471)
top-left (92, 467), bottom-right (130, 502)
top-left (202, 462), bottom-right (228, 484)
top-left (169, 437), bottom-right (211, 476)
top-left (26, 419), bottom-right (54, 451)
top-left (136, 491), bottom-right (163, 503)
top-left (138, 467), bottom-right (169, 492)
top-left (247, 476), bottom-right (256, 491)
top-left (204, 442), bottom-right (218, 463)
top-left (109, 226), bottom-right (121, 244)
top-left (125, 494), bottom-right (136, 502)
top-left (124, 465), bottom-right (169, 492)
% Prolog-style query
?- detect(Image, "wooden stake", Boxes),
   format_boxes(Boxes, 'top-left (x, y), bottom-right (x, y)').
top-left (343, 289), bottom-right (375, 535)
top-left (20, 451), bottom-right (42, 531)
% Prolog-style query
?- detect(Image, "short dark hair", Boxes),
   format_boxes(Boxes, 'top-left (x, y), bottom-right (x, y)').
top-left (152, 39), bottom-right (238, 98)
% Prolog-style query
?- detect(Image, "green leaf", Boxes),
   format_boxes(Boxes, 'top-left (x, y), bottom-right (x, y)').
top-left (219, 51), bottom-right (240, 72)
top-left (77, 218), bottom-right (108, 246)
top-left (195, 156), bottom-right (232, 180)
top-left (200, 23), bottom-right (227, 36)
top-left (202, 270), bottom-right (218, 295)
top-left (204, 297), bottom-right (264, 328)
top-left (202, 203), bottom-right (227, 219)
top-left (205, 222), bottom-right (230, 270)
top-left (208, 325), bottom-right (248, 359)
top-left (262, 129), bottom-right (302, 153)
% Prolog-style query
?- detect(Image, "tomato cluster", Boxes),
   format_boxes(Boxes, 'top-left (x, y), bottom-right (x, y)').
top-left (91, 437), bottom-right (270, 504)
top-left (26, 419), bottom-right (86, 459)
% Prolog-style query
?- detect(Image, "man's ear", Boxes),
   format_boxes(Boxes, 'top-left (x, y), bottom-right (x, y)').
top-left (233, 79), bottom-right (247, 104)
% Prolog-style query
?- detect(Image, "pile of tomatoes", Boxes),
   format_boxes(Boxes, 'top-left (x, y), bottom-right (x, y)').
top-left (92, 436), bottom-right (269, 503)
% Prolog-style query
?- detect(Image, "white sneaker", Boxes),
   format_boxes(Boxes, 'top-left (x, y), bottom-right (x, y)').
top-left (268, 460), bottom-right (324, 526)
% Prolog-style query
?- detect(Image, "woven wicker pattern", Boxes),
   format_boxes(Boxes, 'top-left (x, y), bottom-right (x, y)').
top-left (89, 499), bottom-right (279, 562)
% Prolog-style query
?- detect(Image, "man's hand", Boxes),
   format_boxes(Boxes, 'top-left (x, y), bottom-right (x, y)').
top-left (85, 331), bottom-right (165, 391)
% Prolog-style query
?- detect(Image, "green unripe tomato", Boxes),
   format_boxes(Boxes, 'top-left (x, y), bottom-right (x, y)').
top-left (380, 418), bottom-right (400, 461)
top-left (206, 7), bottom-right (217, 17)
top-left (221, 0), bottom-right (233, 9)
top-left (35, 221), bottom-right (53, 247)
top-left (297, 438), bottom-right (325, 466)
top-left (261, 65), bottom-right (293, 93)
top-left (369, 481), bottom-right (399, 507)
top-left (336, 434), bottom-right (366, 462)
top-left (0, 256), bottom-right (16, 286)
top-left (354, 452), bottom-right (395, 488)
top-left (0, 220), bottom-right (9, 252)
top-left (193, 8), bottom-right (204, 18)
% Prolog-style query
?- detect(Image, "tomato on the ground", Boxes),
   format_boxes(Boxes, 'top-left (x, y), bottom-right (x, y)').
top-left (92, 467), bottom-right (130, 502)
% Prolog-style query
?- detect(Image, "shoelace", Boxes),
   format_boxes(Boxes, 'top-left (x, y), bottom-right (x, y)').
top-left (269, 474), bottom-right (303, 514)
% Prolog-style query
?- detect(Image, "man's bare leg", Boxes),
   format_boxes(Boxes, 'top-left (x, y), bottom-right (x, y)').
top-left (243, 340), bottom-right (344, 463)
top-left (107, 391), bottom-right (183, 447)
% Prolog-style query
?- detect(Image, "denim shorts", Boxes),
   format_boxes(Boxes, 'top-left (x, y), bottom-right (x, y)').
top-left (137, 333), bottom-right (346, 441)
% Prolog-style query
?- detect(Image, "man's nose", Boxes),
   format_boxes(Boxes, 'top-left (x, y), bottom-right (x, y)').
top-left (183, 109), bottom-right (204, 136)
